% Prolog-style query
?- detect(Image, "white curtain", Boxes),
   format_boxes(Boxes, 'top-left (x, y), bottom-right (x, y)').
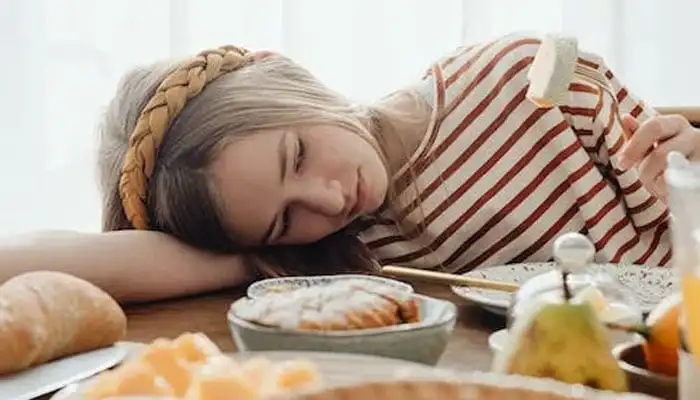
top-left (0, 0), bottom-right (697, 236)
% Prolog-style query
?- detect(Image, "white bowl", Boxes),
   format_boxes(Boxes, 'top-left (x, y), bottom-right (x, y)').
top-left (246, 274), bottom-right (413, 298)
top-left (227, 293), bottom-right (456, 365)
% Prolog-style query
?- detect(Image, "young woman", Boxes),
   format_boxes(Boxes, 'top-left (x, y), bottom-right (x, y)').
top-left (1, 32), bottom-right (698, 303)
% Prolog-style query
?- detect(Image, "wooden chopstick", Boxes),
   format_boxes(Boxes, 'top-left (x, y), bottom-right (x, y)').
top-left (381, 265), bottom-right (520, 293)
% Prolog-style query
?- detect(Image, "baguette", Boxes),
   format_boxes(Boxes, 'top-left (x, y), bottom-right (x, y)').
top-left (0, 271), bottom-right (127, 375)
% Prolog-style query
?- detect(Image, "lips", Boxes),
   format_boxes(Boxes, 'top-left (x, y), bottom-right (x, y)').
top-left (349, 169), bottom-right (366, 218)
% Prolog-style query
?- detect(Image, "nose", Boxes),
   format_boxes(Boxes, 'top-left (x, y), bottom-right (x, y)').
top-left (292, 179), bottom-right (346, 216)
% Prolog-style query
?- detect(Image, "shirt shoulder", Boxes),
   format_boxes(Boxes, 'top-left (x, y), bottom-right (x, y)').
top-left (423, 33), bottom-right (543, 86)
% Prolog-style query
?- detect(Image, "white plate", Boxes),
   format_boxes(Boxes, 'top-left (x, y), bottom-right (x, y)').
top-left (0, 344), bottom-right (126, 400)
top-left (52, 349), bottom-right (447, 400)
top-left (487, 327), bottom-right (637, 355)
top-left (451, 262), bottom-right (677, 315)
top-left (488, 329), bottom-right (510, 353)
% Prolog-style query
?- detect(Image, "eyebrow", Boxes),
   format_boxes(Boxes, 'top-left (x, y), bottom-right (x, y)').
top-left (261, 133), bottom-right (288, 244)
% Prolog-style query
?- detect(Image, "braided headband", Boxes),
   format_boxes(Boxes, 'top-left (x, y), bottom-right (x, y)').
top-left (118, 45), bottom-right (252, 229)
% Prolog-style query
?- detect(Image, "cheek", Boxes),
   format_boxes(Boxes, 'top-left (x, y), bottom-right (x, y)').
top-left (343, 131), bottom-right (375, 155)
top-left (304, 143), bottom-right (352, 175)
top-left (283, 212), bottom-right (343, 245)
top-left (318, 132), bottom-right (374, 167)
top-left (334, 133), bottom-right (385, 173)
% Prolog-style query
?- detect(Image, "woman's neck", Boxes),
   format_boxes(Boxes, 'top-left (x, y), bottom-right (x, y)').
top-left (369, 90), bottom-right (432, 176)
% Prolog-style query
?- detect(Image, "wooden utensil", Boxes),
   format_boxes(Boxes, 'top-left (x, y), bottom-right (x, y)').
top-left (381, 266), bottom-right (520, 293)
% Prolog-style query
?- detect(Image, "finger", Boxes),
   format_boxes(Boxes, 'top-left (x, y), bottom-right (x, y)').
top-left (655, 174), bottom-right (668, 201)
top-left (645, 173), bottom-right (669, 202)
top-left (619, 114), bottom-right (689, 169)
top-left (636, 134), bottom-right (694, 187)
top-left (620, 114), bottom-right (639, 141)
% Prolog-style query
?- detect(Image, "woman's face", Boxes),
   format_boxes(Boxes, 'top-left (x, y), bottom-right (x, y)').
top-left (210, 125), bottom-right (388, 246)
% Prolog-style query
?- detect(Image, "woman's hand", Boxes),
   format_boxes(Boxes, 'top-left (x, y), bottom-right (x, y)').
top-left (617, 114), bottom-right (700, 200)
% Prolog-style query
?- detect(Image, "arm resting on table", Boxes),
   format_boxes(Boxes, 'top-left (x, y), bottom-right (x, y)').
top-left (0, 230), bottom-right (251, 304)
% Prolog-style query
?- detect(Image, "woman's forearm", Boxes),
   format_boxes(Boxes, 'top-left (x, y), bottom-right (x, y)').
top-left (0, 230), bottom-right (251, 304)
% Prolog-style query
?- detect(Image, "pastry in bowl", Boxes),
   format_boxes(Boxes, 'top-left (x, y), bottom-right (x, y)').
top-left (228, 279), bottom-right (455, 365)
top-left (232, 279), bottom-right (420, 331)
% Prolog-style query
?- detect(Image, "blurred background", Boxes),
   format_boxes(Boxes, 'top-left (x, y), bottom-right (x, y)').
top-left (0, 0), bottom-right (696, 236)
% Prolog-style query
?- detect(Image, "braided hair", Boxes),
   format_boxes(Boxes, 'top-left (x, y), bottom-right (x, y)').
top-left (98, 45), bottom-right (384, 277)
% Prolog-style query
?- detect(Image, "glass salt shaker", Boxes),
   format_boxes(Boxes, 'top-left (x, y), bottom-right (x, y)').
top-left (508, 232), bottom-right (643, 342)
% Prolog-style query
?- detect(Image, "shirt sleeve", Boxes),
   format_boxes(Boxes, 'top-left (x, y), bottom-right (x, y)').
top-left (557, 51), bottom-right (669, 231)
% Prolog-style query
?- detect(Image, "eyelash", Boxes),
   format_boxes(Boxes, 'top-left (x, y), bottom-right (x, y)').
top-left (294, 136), bottom-right (306, 172)
top-left (280, 137), bottom-right (306, 238)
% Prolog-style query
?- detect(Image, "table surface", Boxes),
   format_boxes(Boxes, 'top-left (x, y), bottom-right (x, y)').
top-left (121, 281), bottom-right (505, 371)
top-left (39, 281), bottom-right (505, 400)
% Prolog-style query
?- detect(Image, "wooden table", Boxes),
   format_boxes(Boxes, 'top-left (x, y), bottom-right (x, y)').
top-left (40, 282), bottom-right (503, 400)
top-left (122, 281), bottom-right (506, 371)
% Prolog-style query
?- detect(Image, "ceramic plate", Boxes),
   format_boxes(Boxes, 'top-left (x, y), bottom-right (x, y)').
top-left (0, 344), bottom-right (126, 400)
top-left (51, 349), bottom-right (447, 400)
top-left (246, 274), bottom-right (414, 298)
top-left (451, 262), bottom-right (677, 315)
top-left (487, 329), bottom-right (510, 354)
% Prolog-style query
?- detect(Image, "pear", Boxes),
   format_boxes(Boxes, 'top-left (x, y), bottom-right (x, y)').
top-left (492, 270), bottom-right (628, 392)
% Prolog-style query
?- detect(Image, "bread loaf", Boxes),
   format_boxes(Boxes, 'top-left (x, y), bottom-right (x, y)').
top-left (0, 271), bottom-right (127, 375)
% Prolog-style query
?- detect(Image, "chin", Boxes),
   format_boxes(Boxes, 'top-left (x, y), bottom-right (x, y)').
top-left (366, 189), bottom-right (386, 214)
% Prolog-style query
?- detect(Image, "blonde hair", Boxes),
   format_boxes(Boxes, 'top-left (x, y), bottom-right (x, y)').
top-left (97, 46), bottom-right (402, 276)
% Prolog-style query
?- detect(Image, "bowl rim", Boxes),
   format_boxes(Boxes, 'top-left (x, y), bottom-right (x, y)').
top-left (227, 293), bottom-right (457, 338)
top-left (245, 274), bottom-right (414, 298)
top-left (612, 340), bottom-right (678, 384)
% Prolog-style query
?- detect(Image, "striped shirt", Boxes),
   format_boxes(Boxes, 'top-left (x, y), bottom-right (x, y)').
top-left (358, 33), bottom-right (671, 274)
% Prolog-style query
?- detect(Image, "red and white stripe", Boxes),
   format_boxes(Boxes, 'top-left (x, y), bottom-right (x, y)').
top-left (359, 33), bottom-right (671, 274)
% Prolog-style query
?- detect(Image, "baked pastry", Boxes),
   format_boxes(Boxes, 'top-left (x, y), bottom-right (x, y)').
top-left (0, 271), bottom-right (127, 375)
top-left (232, 279), bottom-right (420, 331)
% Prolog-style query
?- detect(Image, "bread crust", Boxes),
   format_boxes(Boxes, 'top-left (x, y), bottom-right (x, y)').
top-left (0, 271), bottom-right (127, 375)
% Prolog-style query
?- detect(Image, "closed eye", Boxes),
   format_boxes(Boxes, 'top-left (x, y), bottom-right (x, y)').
top-left (294, 135), bottom-right (305, 172)
top-left (278, 135), bottom-right (306, 240)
